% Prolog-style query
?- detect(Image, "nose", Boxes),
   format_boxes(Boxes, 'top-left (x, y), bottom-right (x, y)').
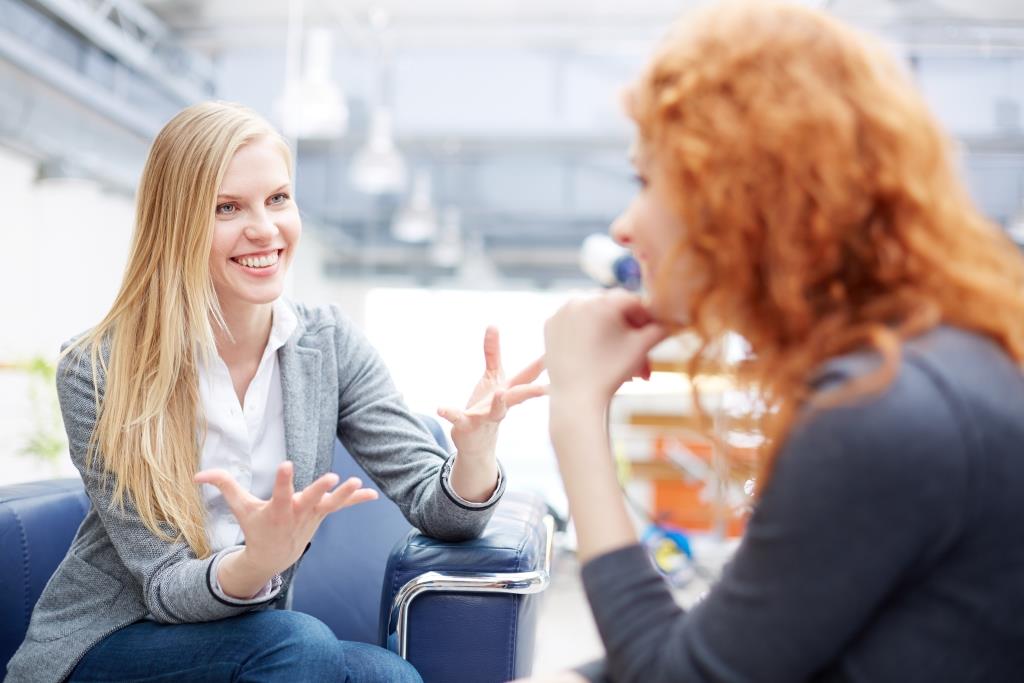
top-left (610, 207), bottom-right (633, 247)
top-left (243, 208), bottom-right (279, 243)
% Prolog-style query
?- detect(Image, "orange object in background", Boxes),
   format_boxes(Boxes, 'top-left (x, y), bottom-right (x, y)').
top-left (651, 435), bottom-right (748, 538)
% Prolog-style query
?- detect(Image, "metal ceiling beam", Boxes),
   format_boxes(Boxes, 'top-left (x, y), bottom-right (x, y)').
top-left (27, 0), bottom-right (214, 104)
top-left (0, 21), bottom-right (159, 140)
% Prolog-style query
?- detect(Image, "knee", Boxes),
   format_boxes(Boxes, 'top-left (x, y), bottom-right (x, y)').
top-left (339, 641), bottom-right (423, 683)
top-left (380, 653), bottom-right (422, 683)
top-left (245, 610), bottom-right (345, 673)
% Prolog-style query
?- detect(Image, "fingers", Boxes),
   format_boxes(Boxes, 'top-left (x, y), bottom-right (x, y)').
top-left (269, 461), bottom-right (295, 511)
top-left (458, 389), bottom-right (506, 420)
top-left (503, 383), bottom-right (548, 407)
top-left (487, 388), bottom-right (507, 420)
top-left (457, 383), bottom-right (548, 421)
top-left (316, 477), bottom-right (379, 515)
top-left (295, 471), bottom-right (340, 511)
top-left (194, 468), bottom-right (256, 514)
top-left (596, 289), bottom-right (658, 329)
top-left (631, 358), bottom-right (652, 382)
top-left (482, 325), bottom-right (501, 376)
top-left (616, 293), bottom-right (657, 329)
top-left (634, 319), bottom-right (672, 351)
top-left (506, 355), bottom-right (545, 388)
top-left (437, 406), bottom-right (464, 425)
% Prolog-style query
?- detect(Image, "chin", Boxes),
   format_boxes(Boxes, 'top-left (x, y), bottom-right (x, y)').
top-left (217, 281), bottom-right (286, 308)
top-left (645, 293), bottom-right (689, 329)
top-left (242, 287), bottom-right (285, 305)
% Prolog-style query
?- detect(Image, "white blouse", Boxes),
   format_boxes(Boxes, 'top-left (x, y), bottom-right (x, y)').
top-left (197, 297), bottom-right (297, 552)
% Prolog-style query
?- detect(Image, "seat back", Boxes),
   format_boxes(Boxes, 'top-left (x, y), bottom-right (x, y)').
top-left (0, 479), bottom-right (90, 670)
top-left (276, 416), bottom-right (448, 645)
top-left (289, 440), bottom-right (413, 643)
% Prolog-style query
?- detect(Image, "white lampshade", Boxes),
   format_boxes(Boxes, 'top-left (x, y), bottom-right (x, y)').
top-left (275, 28), bottom-right (348, 140)
top-left (431, 207), bottom-right (463, 267)
top-left (349, 108), bottom-right (407, 195)
top-left (391, 169), bottom-right (438, 242)
top-left (456, 232), bottom-right (502, 289)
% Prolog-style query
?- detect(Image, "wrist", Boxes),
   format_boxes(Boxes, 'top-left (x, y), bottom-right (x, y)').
top-left (549, 387), bottom-right (609, 414)
top-left (449, 454), bottom-right (499, 503)
top-left (234, 547), bottom-right (275, 575)
top-left (219, 548), bottom-right (276, 599)
top-left (549, 393), bottom-right (607, 437)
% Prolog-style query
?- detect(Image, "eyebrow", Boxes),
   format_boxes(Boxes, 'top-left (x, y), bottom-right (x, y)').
top-left (216, 183), bottom-right (290, 201)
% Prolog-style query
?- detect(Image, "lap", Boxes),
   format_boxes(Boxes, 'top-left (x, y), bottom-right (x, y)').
top-left (69, 610), bottom-right (420, 683)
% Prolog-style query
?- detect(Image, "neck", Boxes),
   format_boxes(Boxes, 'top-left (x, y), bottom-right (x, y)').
top-left (214, 299), bottom-right (274, 368)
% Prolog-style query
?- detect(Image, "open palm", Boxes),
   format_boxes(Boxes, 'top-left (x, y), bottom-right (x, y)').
top-left (437, 326), bottom-right (547, 458)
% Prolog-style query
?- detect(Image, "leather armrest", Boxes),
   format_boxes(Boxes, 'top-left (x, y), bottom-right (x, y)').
top-left (379, 491), bottom-right (553, 683)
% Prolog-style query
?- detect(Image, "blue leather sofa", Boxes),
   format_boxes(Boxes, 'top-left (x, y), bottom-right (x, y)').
top-left (0, 419), bottom-right (552, 682)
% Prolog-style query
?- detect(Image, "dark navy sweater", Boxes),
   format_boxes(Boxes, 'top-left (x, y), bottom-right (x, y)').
top-left (577, 326), bottom-right (1024, 682)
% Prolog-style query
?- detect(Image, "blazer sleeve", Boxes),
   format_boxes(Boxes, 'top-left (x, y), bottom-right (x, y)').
top-left (56, 342), bottom-right (283, 624)
top-left (329, 306), bottom-right (505, 541)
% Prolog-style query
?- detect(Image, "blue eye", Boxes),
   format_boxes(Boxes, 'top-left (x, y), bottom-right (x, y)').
top-left (269, 193), bottom-right (290, 205)
top-left (216, 202), bottom-right (237, 216)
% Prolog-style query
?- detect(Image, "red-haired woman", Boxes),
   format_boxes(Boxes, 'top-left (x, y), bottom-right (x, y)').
top-left (528, 2), bottom-right (1024, 681)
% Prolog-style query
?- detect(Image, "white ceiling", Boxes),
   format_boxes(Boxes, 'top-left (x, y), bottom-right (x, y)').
top-left (140, 0), bottom-right (1024, 29)
top-left (140, 0), bottom-right (1024, 53)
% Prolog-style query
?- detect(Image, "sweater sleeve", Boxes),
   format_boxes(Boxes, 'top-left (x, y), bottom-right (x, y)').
top-left (330, 307), bottom-right (504, 541)
top-left (580, 358), bottom-right (969, 683)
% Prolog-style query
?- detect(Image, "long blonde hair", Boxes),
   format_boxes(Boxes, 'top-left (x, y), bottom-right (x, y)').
top-left (64, 101), bottom-right (293, 558)
top-left (628, 1), bottom-right (1024, 484)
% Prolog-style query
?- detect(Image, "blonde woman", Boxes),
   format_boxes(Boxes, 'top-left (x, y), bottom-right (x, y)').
top-left (6, 102), bottom-right (543, 683)
top-left (527, 2), bottom-right (1024, 682)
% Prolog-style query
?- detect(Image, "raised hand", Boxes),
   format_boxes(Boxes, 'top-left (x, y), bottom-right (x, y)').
top-left (194, 461), bottom-right (378, 594)
top-left (544, 290), bottom-right (670, 406)
top-left (437, 326), bottom-right (547, 461)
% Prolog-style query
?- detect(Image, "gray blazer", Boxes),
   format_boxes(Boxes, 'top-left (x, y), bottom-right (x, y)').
top-left (5, 301), bottom-right (503, 683)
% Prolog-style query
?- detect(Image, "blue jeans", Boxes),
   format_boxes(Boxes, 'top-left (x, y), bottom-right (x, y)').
top-left (69, 610), bottom-right (423, 683)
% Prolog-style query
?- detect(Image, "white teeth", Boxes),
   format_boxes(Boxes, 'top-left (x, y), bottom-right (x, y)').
top-left (234, 251), bottom-right (280, 268)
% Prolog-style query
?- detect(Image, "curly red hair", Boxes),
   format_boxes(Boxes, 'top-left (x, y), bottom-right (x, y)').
top-left (628, 1), bottom-right (1024, 483)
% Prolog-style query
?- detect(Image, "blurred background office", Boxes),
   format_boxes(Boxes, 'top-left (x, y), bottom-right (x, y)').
top-left (1, 0), bottom-right (1023, 674)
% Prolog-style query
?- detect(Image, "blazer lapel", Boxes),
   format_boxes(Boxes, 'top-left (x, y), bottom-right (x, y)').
top-left (279, 337), bottom-right (322, 491)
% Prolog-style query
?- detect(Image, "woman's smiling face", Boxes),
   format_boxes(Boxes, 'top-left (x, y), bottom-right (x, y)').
top-left (208, 135), bottom-right (301, 313)
top-left (610, 142), bottom-right (701, 325)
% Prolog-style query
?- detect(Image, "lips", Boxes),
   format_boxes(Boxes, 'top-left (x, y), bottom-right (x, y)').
top-left (230, 249), bottom-right (282, 269)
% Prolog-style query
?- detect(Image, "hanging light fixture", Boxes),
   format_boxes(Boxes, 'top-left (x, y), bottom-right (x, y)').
top-left (349, 6), bottom-right (407, 194)
top-left (349, 107), bottom-right (407, 194)
top-left (275, 1), bottom-right (348, 140)
top-left (455, 231), bottom-right (502, 289)
top-left (391, 169), bottom-right (437, 242)
top-left (431, 207), bottom-right (463, 267)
